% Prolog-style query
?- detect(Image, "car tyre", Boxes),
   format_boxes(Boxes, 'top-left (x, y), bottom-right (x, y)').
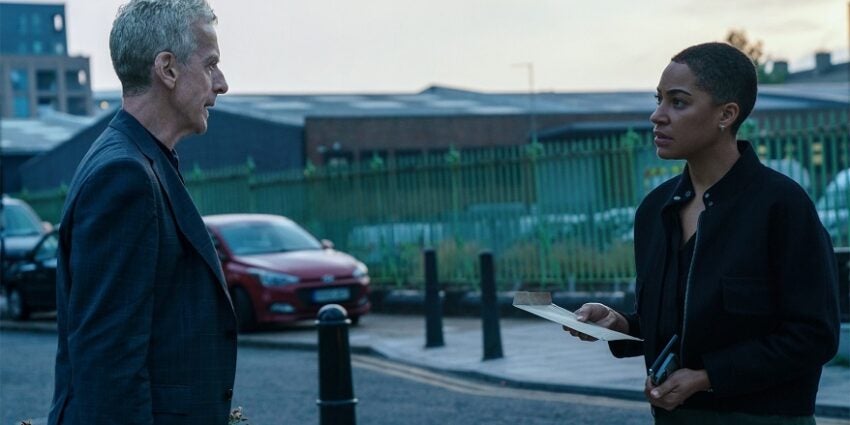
top-left (6, 287), bottom-right (30, 321)
top-left (232, 287), bottom-right (256, 332)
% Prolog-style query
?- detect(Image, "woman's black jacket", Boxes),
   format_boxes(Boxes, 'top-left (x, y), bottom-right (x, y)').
top-left (610, 141), bottom-right (840, 416)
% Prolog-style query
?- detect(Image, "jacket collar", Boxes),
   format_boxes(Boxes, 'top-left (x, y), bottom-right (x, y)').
top-left (663, 140), bottom-right (761, 211)
top-left (109, 110), bottom-right (234, 311)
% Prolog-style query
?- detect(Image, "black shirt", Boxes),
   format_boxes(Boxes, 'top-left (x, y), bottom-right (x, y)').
top-left (147, 130), bottom-right (183, 182)
top-left (656, 192), bottom-right (698, 359)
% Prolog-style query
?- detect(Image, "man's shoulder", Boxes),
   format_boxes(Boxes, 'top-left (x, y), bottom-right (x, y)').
top-left (66, 128), bottom-right (153, 200)
top-left (84, 126), bottom-right (147, 168)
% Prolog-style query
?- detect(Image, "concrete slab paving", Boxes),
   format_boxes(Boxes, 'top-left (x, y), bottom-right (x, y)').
top-left (236, 313), bottom-right (850, 417)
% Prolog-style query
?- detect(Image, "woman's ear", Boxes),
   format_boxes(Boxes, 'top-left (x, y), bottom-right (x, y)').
top-left (719, 102), bottom-right (740, 130)
top-left (153, 51), bottom-right (178, 90)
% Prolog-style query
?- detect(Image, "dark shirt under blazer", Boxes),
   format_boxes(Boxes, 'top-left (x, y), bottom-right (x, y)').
top-left (48, 110), bottom-right (238, 425)
top-left (611, 141), bottom-right (840, 416)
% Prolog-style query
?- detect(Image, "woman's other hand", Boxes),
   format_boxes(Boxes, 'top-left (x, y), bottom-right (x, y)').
top-left (645, 369), bottom-right (712, 411)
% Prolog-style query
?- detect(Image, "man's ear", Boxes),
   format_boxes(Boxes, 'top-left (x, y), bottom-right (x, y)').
top-left (718, 102), bottom-right (740, 129)
top-left (153, 51), bottom-right (178, 90)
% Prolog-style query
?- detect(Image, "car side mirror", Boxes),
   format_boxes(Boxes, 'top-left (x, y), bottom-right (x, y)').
top-left (321, 239), bottom-right (334, 250)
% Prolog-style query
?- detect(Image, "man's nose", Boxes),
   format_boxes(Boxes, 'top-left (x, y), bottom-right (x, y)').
top-left (214, 69), bottom-right (228, 95)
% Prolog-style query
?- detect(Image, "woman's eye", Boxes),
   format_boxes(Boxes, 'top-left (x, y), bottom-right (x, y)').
top-left (672, 99), bottom-right (686, 108)
top-left (654, 94), bottom-right (661, 105)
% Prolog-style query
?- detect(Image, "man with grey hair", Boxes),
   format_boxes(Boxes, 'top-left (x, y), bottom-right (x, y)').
top-left (48, 1), bottom-right (235, 423)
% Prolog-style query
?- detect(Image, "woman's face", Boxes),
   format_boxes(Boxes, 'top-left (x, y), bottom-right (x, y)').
top-left (650, 62), bottom-right (725, 161)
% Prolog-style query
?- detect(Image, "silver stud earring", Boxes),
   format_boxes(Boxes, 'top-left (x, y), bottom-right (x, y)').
top-left (719, 124), bottom-right (725, 131)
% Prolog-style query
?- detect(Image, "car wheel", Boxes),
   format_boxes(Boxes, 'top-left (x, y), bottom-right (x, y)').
top-left (6, 287), bottom-right (30, 321)
top-left (232, 288), bottom-right (256, 332)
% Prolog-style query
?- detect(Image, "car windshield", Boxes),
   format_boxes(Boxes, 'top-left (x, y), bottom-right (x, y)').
top-left (817, 170), bottom-right (849, 211)
top-left (817, 189), bottom-right (849, 211)
top-left (218, 220), bottom-right (322, 256)
top-left (2, 204), bottom-right (43, 237)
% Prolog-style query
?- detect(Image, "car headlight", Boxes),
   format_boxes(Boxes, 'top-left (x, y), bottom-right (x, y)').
top-left (352, 262), bottom-right (368, 278)
top-left (248, 267), bottom-right (300, 287)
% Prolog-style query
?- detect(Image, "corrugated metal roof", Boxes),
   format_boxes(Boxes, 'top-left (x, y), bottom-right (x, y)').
top-left (174, 83), bottom-right (845, 126)
top-left (0, 108), bottom-right (102, 154)
top-left (78, 82), bottom-right (850, 144)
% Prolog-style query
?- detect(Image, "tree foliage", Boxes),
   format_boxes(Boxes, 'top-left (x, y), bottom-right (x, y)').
top-left (726, 29), bottom-right (764, 65)
top-left (725, 29), bottom-right (784, 84)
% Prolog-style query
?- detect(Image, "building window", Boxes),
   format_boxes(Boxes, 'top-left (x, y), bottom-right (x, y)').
top-left (37, 96), bottom-right (58, 111)
top-left (395, 149), bottom-right (425, 168)
top-left (324, 151), bottom-right (353, 167)
top-left (67, 96), bottom-right (88, 116)
top-left (32, 13), bottom-right (43, 34)
top-left (19, 15), bottom-right (28, 34)
top-left (359, 149), bottom-right (388, 162)
top-left (53, 14), bottom-right (64, 32)
top-left (13, 96), bottom-right (30, 118)
top-left (10, 69), bottom-right (29, 92)
top-left (36, 70), bottom-right (57, 91)
top-left (33, 41), bottom-right (43, 54)
top-left (54, 43), bottom-right (65, 54)
top-left (65, 70), bottom-right (87, 90)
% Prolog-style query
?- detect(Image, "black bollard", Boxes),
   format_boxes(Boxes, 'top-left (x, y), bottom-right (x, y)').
top-left (316, 304), bottom-right (357, 425)
top-left (424, 248), bottom-right (445, 348)
top-left (480, 251), bottom-right (503, 360)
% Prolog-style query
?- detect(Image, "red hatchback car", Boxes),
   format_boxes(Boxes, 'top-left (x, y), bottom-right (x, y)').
top-left (203, 214), bottom-right (371, 329)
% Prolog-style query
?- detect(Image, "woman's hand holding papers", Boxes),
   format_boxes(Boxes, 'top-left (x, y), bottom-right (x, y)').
top-left (562, 303), bottom-right (630, 341)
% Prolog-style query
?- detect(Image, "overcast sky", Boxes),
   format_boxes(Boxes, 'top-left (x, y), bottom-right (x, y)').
top-left (20, 0), bottom-right (850, 94)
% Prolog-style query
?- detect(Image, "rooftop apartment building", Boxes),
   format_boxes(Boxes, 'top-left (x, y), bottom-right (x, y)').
top-left (0, 2), bottom-right (92, 118)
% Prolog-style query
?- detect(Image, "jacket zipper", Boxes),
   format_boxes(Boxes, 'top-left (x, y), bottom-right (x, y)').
top-left (680, 212), bottom-right (703, 366)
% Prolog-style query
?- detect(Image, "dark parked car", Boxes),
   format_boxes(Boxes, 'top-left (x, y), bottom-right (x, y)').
top-left (204, 214), bottom-right (371, 330)
top-left (2, 195), bottom-right (51, 277)
top-left (3, 230), bottom-right (59, 320)
top-left (817, 168), bottom-right (849, 247)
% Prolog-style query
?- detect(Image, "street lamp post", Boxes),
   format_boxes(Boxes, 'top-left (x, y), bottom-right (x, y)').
top-left (513, 62), bottom-right (538, 144)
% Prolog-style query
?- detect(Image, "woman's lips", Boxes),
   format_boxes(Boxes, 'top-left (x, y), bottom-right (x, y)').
top-left (654, 131), bottom-right (673, 145)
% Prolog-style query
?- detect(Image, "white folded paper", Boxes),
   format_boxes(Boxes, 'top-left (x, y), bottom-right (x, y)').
top-left (512, 291), bottom-right (642, 342)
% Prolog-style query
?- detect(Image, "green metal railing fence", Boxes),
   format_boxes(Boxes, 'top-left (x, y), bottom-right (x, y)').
top-left (17, 111), bottom-right (850, 290)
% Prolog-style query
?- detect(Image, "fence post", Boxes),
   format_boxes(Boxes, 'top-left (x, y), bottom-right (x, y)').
top-left (480, 251), bottom-right (504, 360)
top-left (424, 248), bottom-right (445, 348)
top-left (836, 248), bottom-right (849, 323)
top-left (316, 304), bottom-right (357, 425)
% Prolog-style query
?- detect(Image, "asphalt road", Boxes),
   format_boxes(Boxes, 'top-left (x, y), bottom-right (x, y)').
top-left (6, 329), bottom-right (848, 425)
top-left (1, 330), bottom-right (655, 425)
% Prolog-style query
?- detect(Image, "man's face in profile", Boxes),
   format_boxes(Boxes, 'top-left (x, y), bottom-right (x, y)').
top-left (172, 21), bottom-right (228, 135)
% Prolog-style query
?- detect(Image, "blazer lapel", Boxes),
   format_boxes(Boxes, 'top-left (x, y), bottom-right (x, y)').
top-left (111, 111), bottom-right (235, 312)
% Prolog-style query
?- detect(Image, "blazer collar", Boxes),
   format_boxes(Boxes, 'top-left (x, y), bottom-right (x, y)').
top-left (110, 110), bottom-right (234, 310)
top-left (663, 140), bottom-right (761, 211)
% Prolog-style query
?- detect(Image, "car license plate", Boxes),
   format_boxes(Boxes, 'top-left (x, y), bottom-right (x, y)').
top-left (313, 287), bottom-right (350, 303)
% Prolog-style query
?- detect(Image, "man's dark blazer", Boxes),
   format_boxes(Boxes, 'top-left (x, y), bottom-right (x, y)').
top-left (48, 110), bottom-right (238, 425)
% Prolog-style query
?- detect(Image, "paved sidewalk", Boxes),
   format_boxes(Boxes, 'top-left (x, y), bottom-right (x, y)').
top-left (236, 313), bottom-right (850, 419)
